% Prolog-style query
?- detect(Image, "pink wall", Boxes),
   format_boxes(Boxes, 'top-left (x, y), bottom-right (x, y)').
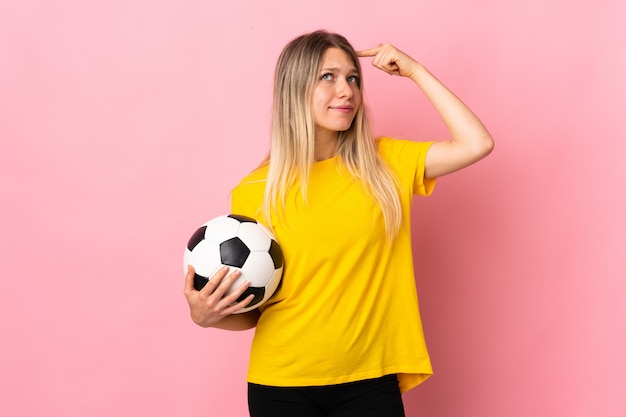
top-left (1, 1), bottom-right (624, 416)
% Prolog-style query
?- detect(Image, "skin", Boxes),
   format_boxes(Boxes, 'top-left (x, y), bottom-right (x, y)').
top-left (311, 47), bottom-right (362, 161)
top-left (184, 42), bottom-right (494, 330)
top-left (357, 44), bottom-right (494, 179)
top-left (184, 265), bottom-right (260, 329)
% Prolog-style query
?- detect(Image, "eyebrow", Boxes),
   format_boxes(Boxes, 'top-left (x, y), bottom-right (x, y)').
top-left (320, 67), bottom-right (359, 73)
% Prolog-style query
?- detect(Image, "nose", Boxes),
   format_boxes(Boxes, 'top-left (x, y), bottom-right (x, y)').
top-left (336, 77), bottom-right (353, 99)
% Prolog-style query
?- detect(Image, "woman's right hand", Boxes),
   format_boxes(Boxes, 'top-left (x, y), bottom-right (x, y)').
top-left (183, 265), bottom-right (254, 328)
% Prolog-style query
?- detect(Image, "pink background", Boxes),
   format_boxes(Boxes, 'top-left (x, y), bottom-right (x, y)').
top-left (1, 1), bottom-right (624, 416)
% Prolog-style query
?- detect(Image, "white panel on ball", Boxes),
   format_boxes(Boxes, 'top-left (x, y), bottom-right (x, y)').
top-left (183, 214), bottom-right (284, 314)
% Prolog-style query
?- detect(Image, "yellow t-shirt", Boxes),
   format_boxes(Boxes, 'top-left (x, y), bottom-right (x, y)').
top-left (231, 137), bottom-right (436, 393)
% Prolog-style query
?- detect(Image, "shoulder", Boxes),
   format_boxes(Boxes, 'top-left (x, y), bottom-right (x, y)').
top-left (231, 163), bottom-right (269, 218)
top-left (231, 162), bottom-right (269, 201)
top-left (376, 136), bottom-right (433, 165)
top-left (376, 136), bottom-right (436, 196)
top-left (233, 162), bottom-right (269, 189)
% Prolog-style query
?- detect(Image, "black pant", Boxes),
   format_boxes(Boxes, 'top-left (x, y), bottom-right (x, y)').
top-left (248, 374), bottom-right (406, 417)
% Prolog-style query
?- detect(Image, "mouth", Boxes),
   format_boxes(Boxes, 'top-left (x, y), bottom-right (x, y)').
top-left (329, 104), bottom-right (354, 113)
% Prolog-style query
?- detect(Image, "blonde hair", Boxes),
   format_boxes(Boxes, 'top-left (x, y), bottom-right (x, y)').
top-left (263, 30), bottom-right (402, 240)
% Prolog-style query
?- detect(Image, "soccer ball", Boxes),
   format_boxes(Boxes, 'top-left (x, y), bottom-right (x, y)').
top-left (183, 214), bottom-right (283, 313)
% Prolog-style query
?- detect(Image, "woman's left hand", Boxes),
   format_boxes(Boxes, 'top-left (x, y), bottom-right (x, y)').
top-left (356, 44), bottom-right (421, 79)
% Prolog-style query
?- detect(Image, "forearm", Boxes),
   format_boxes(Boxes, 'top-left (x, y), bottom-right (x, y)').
top-left (409, 63), bottom-right (493, 177)
top-left (195, 309), bottom-right (260, 331)
top-left (409, 63), bottom-right (492, 151)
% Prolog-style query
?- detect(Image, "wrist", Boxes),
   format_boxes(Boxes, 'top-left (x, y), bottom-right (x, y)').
top-left (408, 62), bottom-right (428, 83)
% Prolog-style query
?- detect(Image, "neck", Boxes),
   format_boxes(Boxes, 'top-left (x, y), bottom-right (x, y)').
top-left (314, 131), bottom-right (338, 161)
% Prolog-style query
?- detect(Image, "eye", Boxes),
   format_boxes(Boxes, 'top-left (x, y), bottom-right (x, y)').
top-left (321, 73), bottom-right (333, 81)
top-left (347, 75), bottom-right (360, 84)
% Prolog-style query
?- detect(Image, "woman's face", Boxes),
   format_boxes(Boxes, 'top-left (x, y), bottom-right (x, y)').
top-left (311, 47), bottom-right (362, 139)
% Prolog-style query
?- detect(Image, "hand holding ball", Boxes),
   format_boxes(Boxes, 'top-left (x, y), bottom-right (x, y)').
top-left (183, 214), bottom-right (283, 313)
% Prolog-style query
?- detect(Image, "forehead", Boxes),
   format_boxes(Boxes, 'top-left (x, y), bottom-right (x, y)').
top-left (320, 47), bottom-right (358, 71)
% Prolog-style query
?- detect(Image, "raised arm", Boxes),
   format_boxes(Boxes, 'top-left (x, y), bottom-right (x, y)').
top-left (357, 44), bottom-right (494, 178)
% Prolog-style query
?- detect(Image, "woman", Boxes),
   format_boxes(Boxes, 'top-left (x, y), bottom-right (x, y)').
top-left (184, 30), bottom-right (493, 416)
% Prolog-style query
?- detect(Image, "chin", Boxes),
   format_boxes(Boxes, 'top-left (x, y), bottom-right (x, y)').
top-left (333, 120), bottom-right (356, 132)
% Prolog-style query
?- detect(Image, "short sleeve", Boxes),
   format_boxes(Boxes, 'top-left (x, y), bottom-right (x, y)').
top-left (377, 137), bottom-right (436, 197)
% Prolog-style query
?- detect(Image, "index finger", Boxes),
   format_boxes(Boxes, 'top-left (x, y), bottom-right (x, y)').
top-left (356, 46), bottom-right (382, 58)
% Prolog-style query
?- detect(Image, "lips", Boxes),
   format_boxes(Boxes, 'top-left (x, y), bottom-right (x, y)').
top-left (329, 104), bottom-right (354, 113)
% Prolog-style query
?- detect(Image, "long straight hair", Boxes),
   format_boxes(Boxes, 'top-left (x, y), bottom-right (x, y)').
top-left (263, 30), bottom-right (402, 240)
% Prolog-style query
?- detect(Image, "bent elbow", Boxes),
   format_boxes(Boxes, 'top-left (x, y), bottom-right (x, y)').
top-left (476, 134), bottom-right (494, 160)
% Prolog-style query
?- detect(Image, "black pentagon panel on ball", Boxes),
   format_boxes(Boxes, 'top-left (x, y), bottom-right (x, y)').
top-left (220, 237), bottom-right (251, 268)
top-left (228, 214), bottom-right (257, 224)
top-left (268, 239), bottom-right (284, 269)
top-left (187, 226), bottom-right (207, 251)
top-left (236, 286), bottom-right (266, 307)
top-left (193, 273), bottom-right (209, 291)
